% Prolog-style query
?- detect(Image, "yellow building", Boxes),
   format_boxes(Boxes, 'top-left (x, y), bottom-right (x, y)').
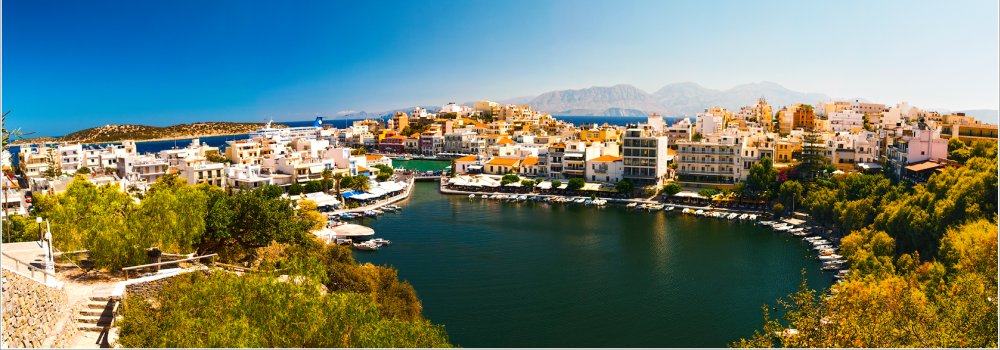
top-left (485, 157), bottom-right (521, 175)
top-left (579, 127), bottom-right (622, 143)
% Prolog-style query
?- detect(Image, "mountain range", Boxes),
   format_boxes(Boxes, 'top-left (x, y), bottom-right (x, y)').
top-left (525, 82), bottom-right (833, 116)
top-left (342, 81), bottom-right (997, 124)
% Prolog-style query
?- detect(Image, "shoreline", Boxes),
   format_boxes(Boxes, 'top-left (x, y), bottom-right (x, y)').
top-left (10, 132), bottom-right (254, 146)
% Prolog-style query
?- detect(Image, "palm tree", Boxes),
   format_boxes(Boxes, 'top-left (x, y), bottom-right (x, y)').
top-left (332, 172), bottom-right (344, 202)
top-left (321, 169), bottom-right (333, 194)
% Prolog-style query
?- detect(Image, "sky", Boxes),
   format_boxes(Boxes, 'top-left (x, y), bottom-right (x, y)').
top-left (3, 0), bottom-right (998, 136)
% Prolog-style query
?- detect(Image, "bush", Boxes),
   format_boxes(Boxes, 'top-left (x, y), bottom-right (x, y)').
top-left (697, 188), bottom-right (717, 198)
top-left (118, 272), bottom-right (451, 348)
top-left (615, 179), bottom-right (634, 194)
top-left (772, 202), bottom-right (785, 215)
top-left (567, 178), bottom-right (585, 190)
top-left (662, 183), bottom-right (682, 196)
top-left (550, 180), bottom-right (562, 189)
top-left (501, 174), bottom-right (520, 185)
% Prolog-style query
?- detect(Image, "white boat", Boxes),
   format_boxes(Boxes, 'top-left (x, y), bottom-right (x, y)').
top-left (738, 214), bottom-right (748, 220)
top-left (665, 206), bottom-right (675, 212)
top-left (727, 213), bottom-right (738, 219)
top-left (749, 215), bottom-right (758, 220)
top-left (818, 254), bottom-right (843, 261)
top-left (627, 203), bottom-right (638, 208)
top-left (371, 238), bottom-right (392, 246)
top-left (481, 194), bottom-right (488, 199)
top-left (804, 236), bottom-right (823, 241)
top-left (695, 209), bottom-right (705, 215)
top-left (469, 194), bottom-right (476, 199)
top-left (682, 208), bottom-right (691, 214)
top-left (810, 240), bottom-right (830, 246)
top-left (353, 242), bottom-right (379, 251)
top-left (518, 195), bottom-right (528, 201)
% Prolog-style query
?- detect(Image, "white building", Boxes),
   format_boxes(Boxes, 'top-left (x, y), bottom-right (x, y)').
top-left (585, 155), bottom-right (624, 183)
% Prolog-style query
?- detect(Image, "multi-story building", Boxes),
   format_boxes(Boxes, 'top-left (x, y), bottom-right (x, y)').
top-left (829, 110), bottom-right (865, 133)
top-left (177, 156), bottom-right (226, 188)
top-left (885, 125), bottom-right (949, 179)
top-left (117, 154), bottom-right (169, 186)
top-left (585, 155), bottom-right (623, 183)
top-left (675, 133), bottom-right (742, 186)
top-left (622, 124), bottom-right (670, 186)
top-left (226, 163), bottom-right (273, 190)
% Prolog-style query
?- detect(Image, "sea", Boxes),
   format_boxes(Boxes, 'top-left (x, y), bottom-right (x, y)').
top-left (8, 116), bottom-right (682, 167)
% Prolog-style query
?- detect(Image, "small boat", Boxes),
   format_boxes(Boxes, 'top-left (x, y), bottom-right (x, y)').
top-left (695, 209), bottom-right (705, 215)
top-left (353, 242), bottom-right (379, 251)
top-left (665, 206), bottom-right (675, 212)
top-left (469, 194), bottom-right (476, 199)
top-left (818, 254), bottom-right (843, 261)
top-left (627, 203), bottom-right (638, 208)
top-left (727, 213), bottom-right (738, 220)
top-left (748, 215), bottom-right (758, 220)
top-left (518, 195), bottom-right (528, 201)
top-left (682, 208), bottom-right (691, 214)
top-left (481, 194), bottom-right (488, 199)
top-left (738, 214), bottom-right (748, 220)
top-left (574, 198), bottom-right (586, 204)
top-left (371, 238), bottom-right (392, 246)
top-left (804, 236), bottom-right (823, 241)
top-left (821, 264), bottom-right (842, 271)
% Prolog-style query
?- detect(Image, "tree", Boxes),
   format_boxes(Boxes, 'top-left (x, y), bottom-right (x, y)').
top-left (373, 164), bottom-right (394, 182)
top-left (797, 129), bottom-right (829, 180)
top-left (520, 179), bottom-right (535, 188)
top-left (304, 180), bottom-right (324, 194)
top-left (76, 166), bottom-right (92, 174)
top-left (777, 180), bottom-right (804, 211)
top-left (567, 178), bottom-right (585, 190)
top-left (745, 157), bottom-right (778, 199)
top-left (296, 199), bottom-right (325, 231)
top-left (697, 188), bottom-right (717, 198)
top-left (331, 173), bottom-right (344, 200)
top-left (661, 183), bottom-right (682, 197)
top-left (500, 174), bottom-right (520, 186)
top-left (321, 169), bottom-right (333, 194)
top-left (615, 179), bottom-right (634, 194)
top-left (288, 183), bottom-right (305, 196)
top-left (550, 180), bottom-right (562, 189)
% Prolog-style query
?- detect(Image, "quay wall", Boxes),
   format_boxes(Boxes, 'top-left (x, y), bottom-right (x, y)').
top-left (1, 270), bottom-right (78, 348)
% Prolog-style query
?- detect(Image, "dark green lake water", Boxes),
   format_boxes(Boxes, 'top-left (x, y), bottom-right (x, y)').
top-left (353, 183), bottom-right (830, 347)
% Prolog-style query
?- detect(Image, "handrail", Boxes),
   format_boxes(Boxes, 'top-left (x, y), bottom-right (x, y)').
top-left (122, 253), bottom-right (217, 279)
top-left (1, 251), bottom-right (57, 285)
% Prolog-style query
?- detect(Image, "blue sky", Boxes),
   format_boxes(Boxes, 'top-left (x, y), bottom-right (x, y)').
top-left (4, 0), bottom-right (998, 136)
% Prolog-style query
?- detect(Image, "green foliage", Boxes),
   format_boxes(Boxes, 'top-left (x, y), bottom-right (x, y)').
top-left (745, 157), bottom-right (777, 199)
top-left (615, 179), bottom-right (634, 194)
top-left (373, 164), bottom-right (394, 182)
top-left (797, 130), bottom-right (829, 180)
top-left (2, 215), bottom-right (41, 243)
top-left (118, 272), bottom-right (451, 348)
top-left (566, 178), bottom-right (585, 190)
top-left (874, 157), bottom-right (997, 256)
top-left (661, 182), bottom-right (682, 196)
top-left (303, 180), bottom-right (323, 194)
top-left (948, 139), bottom-right (997, 165)
top-left (777, 180), bottom-right (803, 210)
top-left (697, 188), bottom-right (717, 198)
top-left (771, 203), bottom-right (784, 215)
top-left (550, 180), bottom-right (562, 189)
top-left (340, 175), bottom-right (372, 192)
top-left (520, 179), bottom-right (535, 188)
top-left (205, 152), bottom-right (230, 164)
top-left (288, 183), bottom-right (305, 195)
top-left (734, 219), bottom-right (998, 348)
top-left (500, 174), bottom-right (520, 186)
top-left (75, 166), bottom-right (91, 174)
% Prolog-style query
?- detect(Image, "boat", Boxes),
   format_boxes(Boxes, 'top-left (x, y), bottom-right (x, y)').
top-left (469, 194), bottom-right (476, 199)
top-left (574, 198), bottom-right (586, 204)
top-left (804, 236), bottom-right (823, 241)
top-left (738, 214), bottom-right (748, 220)
top-left (821, 264), bottom-right (842, 271)
top-left (695, 209), bottom-right (705, 215)
top-left (682, 208), bottom-right (691, 214)
top-left (481, 194), bottom-right (488, 199)
top-left (371, 238), bottom-right (392, 246)
top-left (593, 199), bottom-right (607, 206)
top-left (818, 254), bottom-right (843, 261)
top-left (335, 238), bottom-right (353, 245)
top-left (584, 199), bottom-right (593, 205)
top-left (627, 203), bottom-right (638, 208)
top-left (727, 213), bottom-right (738, 220)
top-left (665, 206), bottom-right (675, 212)
top-left (748, 215), bottom-right (758, 220)
top-left (353, 242), bottom-right (379, 251)
top-left (518, 195), bottom-right (528, 201)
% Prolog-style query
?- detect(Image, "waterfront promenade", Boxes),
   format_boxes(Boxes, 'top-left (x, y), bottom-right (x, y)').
top-left (329, 176), bottom-right (416, 215)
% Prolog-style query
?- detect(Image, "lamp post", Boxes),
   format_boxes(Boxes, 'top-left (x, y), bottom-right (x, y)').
top-left (44, 227), bottom-right (54, 274)
top-left (36, 216), bottom-right (43, 242)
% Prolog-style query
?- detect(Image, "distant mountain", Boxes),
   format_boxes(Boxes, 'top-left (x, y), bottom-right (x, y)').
top-left (528, 84), bottom-right (666, 115)
top-left (553, 107), bottom-right (648, 117)
top-left (520, 82), bottom-right (832, 116)
top-left (652, 81), bottom-right (831, 115)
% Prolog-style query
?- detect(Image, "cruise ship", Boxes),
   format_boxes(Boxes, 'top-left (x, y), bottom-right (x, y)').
top-left (251, 116), bottom-right (323, 139)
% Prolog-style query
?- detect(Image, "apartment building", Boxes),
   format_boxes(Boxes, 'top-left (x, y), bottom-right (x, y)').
top-left (622, 124), bottom-right (670, 186)
top-left (675, 134), bottom-right (742, 185)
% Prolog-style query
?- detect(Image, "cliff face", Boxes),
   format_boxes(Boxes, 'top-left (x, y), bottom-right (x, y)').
top-left (1, 269), bottom-right (78, 348)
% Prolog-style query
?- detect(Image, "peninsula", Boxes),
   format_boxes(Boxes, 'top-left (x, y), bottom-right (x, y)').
top-left (12, 121), bottom-right (286, 144)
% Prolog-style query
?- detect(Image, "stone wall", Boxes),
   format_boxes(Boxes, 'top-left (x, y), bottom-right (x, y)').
top-left (1, 269), bottom-right (77, 348)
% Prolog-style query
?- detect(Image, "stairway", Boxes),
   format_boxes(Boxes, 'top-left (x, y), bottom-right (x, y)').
top-left (72, 288), bottom-right (116, 348)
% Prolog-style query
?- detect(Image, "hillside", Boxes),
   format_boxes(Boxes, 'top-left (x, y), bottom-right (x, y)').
top-left (56, 122), bottom-right (284, 143)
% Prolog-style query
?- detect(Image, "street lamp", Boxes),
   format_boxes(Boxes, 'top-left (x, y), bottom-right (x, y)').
top-left (36, 217), bottom-right (43, 242)
top-left (44, 228), bottom-right (53, 273)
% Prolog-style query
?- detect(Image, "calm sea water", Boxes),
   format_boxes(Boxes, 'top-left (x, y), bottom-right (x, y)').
top-left (352, 183), bottom-right (831, 347)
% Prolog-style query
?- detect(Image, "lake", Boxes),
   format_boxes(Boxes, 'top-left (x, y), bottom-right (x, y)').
top-left (352, 182), bottom-right (830, 347)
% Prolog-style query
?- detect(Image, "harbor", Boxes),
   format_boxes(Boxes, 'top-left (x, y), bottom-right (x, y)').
top-left (351, 181), bottom-right (833, 347)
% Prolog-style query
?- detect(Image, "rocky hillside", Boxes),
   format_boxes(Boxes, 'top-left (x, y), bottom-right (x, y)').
top-left (57, 122), bottom-right (285, 143)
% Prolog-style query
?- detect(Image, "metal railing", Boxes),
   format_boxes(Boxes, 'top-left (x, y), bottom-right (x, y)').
top-left (1, 251), bottom-right (57, 285)
top-left (121, 253), bottom-right (217, 280)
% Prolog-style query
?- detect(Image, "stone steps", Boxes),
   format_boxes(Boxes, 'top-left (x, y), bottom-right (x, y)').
top-left (76, 295), bottom-right (115, 333)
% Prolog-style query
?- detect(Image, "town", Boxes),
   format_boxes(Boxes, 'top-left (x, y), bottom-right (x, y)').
top-left (4, 98), bottom-right (997, 218)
